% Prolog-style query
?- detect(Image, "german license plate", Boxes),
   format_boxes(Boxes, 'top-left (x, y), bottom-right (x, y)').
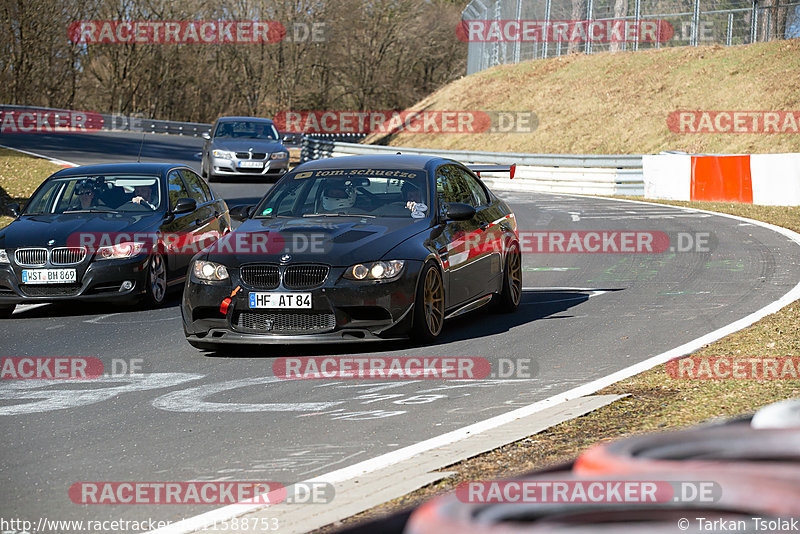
top-left (22, 269), bottom-right (77, 284)
top-left (249, 292), bottom-right (311, 309)
top-left (238, 161), bottom-right (263, 168)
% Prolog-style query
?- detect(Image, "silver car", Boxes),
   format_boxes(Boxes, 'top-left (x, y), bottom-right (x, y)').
top-left (201, 117), bottom-right (289, 182)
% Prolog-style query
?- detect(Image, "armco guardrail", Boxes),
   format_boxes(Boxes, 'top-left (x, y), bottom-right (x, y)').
top-left (0, 104), bottom-right (212, 137)
top-left (301, 137), bottom-right (645, 195)
top-left (1, 105), bottom-right (373, 143)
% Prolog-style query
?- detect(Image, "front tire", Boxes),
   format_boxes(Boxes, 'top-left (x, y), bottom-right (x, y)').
top-left (0, 304), bottom-right (16, 319)
top-left (142, 252), bottom-right (168, 308)
top-left (411, 262), bottom-right (445, 342)
top-left (492, 243), bottom-right (522, 313)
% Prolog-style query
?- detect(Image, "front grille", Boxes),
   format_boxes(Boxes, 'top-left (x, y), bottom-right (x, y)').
top-left (235, 152), bottom-right (267, 160)
top-left (240, 264), bottom-right (280, 289)
top-left (19, 284), bottom-right (81, 297)
top-left (235, 311), bottom-right (336, 334)
top-left (14, 248), bottom-right (47, 267)
top-left (51, 247), bottom-right (86, 265)
top-left (284, 265), bottom-right (329, 290)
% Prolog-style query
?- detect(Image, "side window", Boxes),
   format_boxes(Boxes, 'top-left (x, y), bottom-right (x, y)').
top-left (167, 171), bottom-right (191, 210)
top-left (180, 170), bottom-right (211, 203)
top-left (458, 168), bottom-right (490, 207)
top-left (436, 165), bottom-right (475, 206)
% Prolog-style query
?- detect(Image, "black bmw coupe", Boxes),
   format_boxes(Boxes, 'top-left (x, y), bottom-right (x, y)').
top-left (0, 163), bottom-right (231, 317)
top-left (181, 154), bottom-right (520, 348)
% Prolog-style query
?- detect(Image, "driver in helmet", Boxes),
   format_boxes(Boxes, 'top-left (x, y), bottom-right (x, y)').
top-left (321, 181), bottom-right (357, 213)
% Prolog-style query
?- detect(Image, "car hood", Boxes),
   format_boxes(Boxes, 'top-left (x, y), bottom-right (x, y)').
top-left (211, 139), bottom-right (286, 153)
top-left (0, 212), bottom-right (164, 249)
top-left (206, 216), bottom-right (429, 266)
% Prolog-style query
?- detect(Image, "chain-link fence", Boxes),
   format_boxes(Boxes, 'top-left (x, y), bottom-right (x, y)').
top-left (463, 0), bottom-right (800, 74)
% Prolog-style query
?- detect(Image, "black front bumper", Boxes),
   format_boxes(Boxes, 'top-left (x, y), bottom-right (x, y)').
top-left (0, 255), bottom-right (150, 304)
top-left (182, 262), bottom-right (421, 345)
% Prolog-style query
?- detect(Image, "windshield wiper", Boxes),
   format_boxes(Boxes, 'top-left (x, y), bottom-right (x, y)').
top-left (302, 213), bottom-right (376, 218)
top-left (63, 209), bottom-right (116, 213)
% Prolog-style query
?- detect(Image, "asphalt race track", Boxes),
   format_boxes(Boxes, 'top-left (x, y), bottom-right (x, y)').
top-left (2, 131), bottom-right (800, 530)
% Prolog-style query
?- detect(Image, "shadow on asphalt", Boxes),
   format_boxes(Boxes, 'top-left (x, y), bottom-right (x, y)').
top-left (0, 132), bottom-right (202, 162)
top-left (5, 291), bottom-right (182, 319)
top-left (201, 288), bottom-right (624, 359)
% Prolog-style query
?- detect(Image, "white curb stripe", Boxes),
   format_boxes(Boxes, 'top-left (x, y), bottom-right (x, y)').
top-left (0, 144), bottom-right (78, 167)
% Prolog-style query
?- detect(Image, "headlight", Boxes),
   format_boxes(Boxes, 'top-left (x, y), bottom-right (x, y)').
top-left (193, 260), bottom-right (229, 281)
top-left (96, 242), bottom-right (145, 260)
top-left (344, 260), bottom-right (404, 281)
top-left (270, 151), bottom-right (289, 160)
top-left (212, 149), bottom-right (235, 159)
top-left (0, 249), bottom-right (8, 264)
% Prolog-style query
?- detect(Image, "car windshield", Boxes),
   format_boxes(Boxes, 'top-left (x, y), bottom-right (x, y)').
top-left (254, 168), bottom-right (429, 219)
top-left (214, 120), bottom-right (279, 140)
top-left (23, 175), bottom-right (163, 214)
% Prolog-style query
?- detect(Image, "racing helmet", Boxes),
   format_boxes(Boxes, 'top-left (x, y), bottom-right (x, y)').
top-left (321, 181), bottom-right (356, 211)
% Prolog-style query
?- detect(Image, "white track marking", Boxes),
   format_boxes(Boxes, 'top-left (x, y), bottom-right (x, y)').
top-left (152, 377), bottom-right (346, 413)
top-left (0, 373), bottom-right (203, 416)
top-left (0, 144), bottom-right (77, 167)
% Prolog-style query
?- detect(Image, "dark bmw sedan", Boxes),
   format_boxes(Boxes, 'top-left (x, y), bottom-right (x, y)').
top-left (182, 154), bottom-right (520, 349)
top-left (0, 163), bottom-right (231, 317)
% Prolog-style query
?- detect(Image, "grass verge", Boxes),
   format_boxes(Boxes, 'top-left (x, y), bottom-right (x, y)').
top-left (0, 147), bottom-right (64, 228)
top-left (317, 198), bottom-right (800, 533)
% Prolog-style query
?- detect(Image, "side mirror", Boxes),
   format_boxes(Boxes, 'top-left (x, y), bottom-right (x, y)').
top-left (201, 132), bottom-right (211, 140)
top-left (7, 203), bottom-right (20, 217)
top-left (444, 202), bottom-right (476, 221)
top-left (173, 197), bottom-right (197, 214)
top-left (230, 204), bottom-right (256, 221)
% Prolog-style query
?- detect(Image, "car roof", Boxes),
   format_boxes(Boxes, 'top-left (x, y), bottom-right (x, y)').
top-left (50, 162), bottom-right (186, 178)
top-left (215, 117), bottom-right (275, 124)
top-left (295, 154), bottom-right (446, 171)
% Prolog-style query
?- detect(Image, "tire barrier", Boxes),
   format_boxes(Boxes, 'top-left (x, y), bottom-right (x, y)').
top-left (405, 400), bottom-right (800, 534)
top-left (573, 424), bottom-right (800, 481)
top-left (404, 470), bottom-right (800, 534)
top-left (751, 398), bottom-right (800, 429)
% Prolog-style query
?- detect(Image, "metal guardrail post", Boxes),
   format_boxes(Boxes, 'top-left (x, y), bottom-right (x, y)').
top-left (585, 0), bottom-right (595, 54)
top-left (634, 0), bottom-right (642, 51)
top-left (542, 0), bottom-right (552, 58)
top-left (514, 0), bottom-right (523, 62)
top-left (727, 12), bottom-right (734, 45)
top-left (751, 0), bottom-right (759, 42)
top-left (691, 0), bottom-right (701, 45)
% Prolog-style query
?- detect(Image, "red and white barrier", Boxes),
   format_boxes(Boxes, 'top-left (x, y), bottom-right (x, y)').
top-left (643, 153), bottom-right (800, 206)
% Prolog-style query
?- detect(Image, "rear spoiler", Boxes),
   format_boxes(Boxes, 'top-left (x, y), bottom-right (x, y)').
top-left (467, 164), bottom-right (516, 179)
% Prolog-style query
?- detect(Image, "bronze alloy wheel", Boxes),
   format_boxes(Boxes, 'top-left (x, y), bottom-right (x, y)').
top-left (412, 263), bottom-right (445, 341)
top-left (423, 267), bottom-right (445, 336)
